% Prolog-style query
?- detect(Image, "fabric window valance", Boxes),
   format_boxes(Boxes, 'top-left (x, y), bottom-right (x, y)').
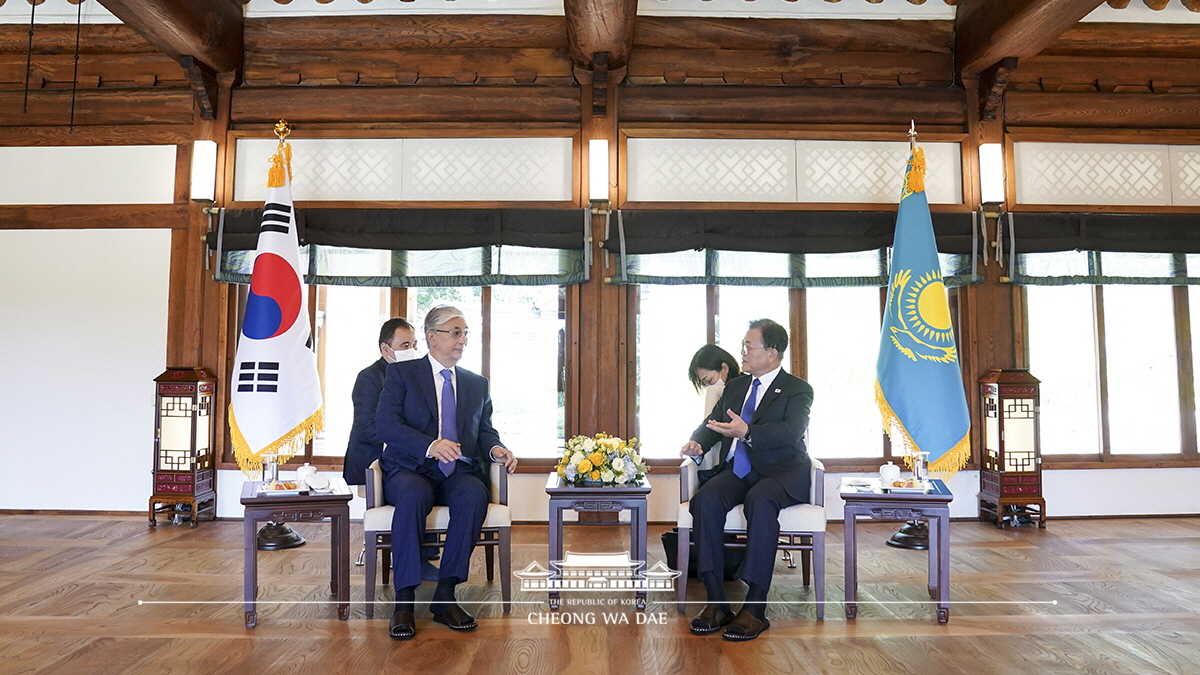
top-left (207, 207), bottom-right (589, 287)
top-left (600, 210), bottom-right (980, 288)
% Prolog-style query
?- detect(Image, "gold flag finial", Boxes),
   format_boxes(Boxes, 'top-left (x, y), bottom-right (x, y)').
top-left (266, 120), bottom-right (293, 188)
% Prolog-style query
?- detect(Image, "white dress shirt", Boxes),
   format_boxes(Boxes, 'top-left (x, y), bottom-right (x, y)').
top-left (426, 355), bottom-right (458, 459)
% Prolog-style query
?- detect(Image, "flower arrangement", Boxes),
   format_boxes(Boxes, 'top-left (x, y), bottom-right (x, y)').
top-left (556, 433), bottom-right (648, 487)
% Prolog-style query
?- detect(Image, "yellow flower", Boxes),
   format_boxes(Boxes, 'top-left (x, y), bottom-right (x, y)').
top-left (577, 459), bottom-right (593, 473)
top-left (588, 452), bottom-right (604, 467)
top-left (589, 470), bottom-right (601, 481)
top-left (557, 465), bottom-right (565, 477)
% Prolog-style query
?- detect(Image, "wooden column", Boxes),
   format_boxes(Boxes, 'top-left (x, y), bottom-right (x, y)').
top-left (960, 78), bottom-right (1019, 466)
top-left (166, 74), bottom-right (234, 462)
top-left (572, 78), bottom-right (630, 441)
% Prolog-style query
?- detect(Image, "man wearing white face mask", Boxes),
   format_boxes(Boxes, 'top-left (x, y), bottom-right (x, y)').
top-left (343, 318), bottom-right (420, 486)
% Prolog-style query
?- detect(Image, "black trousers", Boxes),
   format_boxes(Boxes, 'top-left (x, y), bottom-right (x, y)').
top-left (384, 467), bottom-right (488, 591)
top-left (689, 468), bottom-right (801, 591)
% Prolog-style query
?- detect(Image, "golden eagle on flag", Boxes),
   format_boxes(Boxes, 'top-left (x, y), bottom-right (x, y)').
top-left (875, 147), bottom-right (970, 475)
top-left (228, 125), bottom-right (324, 475)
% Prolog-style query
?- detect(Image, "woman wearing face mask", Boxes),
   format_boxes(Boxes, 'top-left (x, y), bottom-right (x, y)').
top-left (688, 344), bottom-right (741, 419)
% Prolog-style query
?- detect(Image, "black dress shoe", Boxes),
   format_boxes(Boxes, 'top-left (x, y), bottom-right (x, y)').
top-left (431, 603), bottom-right (477, 631)
top-left (722, 609), bottom-right (770, 641)
top-left (689, 604), bottom-right (733, 635)
top-left (389, 610), bottom-right (416, 640)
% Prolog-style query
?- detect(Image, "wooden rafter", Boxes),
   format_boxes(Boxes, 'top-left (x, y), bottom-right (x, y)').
top-left (564, 0), bottom-right (638, 73)
top-left (954, 0), bottom-right (1105, 79)
top-left (97, 0), bottom-right (244, 75)
top-left (978, 56), bottom-right (1017, 120)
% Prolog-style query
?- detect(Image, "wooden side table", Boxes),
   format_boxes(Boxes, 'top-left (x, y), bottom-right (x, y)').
top-left (545, 474), bottom-right (652, 611)
top-left (841, 478), bottom-right (954, 624)
top-left (240, 478), bottom-right (353, 628)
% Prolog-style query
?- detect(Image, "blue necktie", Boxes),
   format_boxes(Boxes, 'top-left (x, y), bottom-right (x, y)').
top-left (733, 378), bottom-right (760, 479)
top-left (439, 369), bottom-right (457, 477)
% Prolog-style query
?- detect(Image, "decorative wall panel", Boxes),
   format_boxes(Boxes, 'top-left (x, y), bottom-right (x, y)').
top-left (234, 137), bottom-right (573, 202)
top-left (626, 139), bottom-right (796, 202)
top-left (1014, 142), bottom-right (1172, 207)
top-left (796, 141), bottom-right (961, 205)
top-left (1170, 146), bottom-right (1200, 207)
top-left (627, 138), bottom-right (960, 204)
top-left (235, 139), bottom-right (403, 202)
top-left (402, 138), bottom-right (573, 202)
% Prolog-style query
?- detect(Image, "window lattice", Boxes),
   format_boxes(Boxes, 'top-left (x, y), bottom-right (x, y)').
top-left (234, 139), bottom-right (402, 201)
top-left (1015, 143), bottom-right (1171, 206)
top-left (626, 139), bottom-right (795, 202)
top-left (234, 138), bottom-right (572, 202)
top-left (1171, 146), bottom-right (1200, 206)
top-left (627, 139), bottom-right (960, 204)
top-left (402, 138), bottom-right (573, 201)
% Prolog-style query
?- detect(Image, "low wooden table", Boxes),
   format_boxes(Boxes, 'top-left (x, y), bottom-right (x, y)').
top-left (241, 478), bottom-right (353, 628)
top-left (545, 474), bottom-right (652, 611)
top-left (841, 478), bottom-right (954, 624)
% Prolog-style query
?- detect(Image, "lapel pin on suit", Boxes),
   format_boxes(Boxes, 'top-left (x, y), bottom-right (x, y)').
top-left (774, 389), bottom-right (781, 394)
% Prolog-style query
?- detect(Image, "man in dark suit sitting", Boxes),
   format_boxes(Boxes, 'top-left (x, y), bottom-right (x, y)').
top-left (376, 305), bottom-right (518, 640)
top-left (681, 318), bottom-right (814, 641)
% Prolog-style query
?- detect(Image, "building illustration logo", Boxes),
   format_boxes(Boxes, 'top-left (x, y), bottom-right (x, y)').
top-left (515, 552), bottom-right (681, 592)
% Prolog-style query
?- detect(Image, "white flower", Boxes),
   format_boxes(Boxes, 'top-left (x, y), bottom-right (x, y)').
top-left (600, 469), bottom-right (615, 483)
top-left (582, 438), bottom-right (595, 451)
top-left (564, 464), bottom-right (577, 479)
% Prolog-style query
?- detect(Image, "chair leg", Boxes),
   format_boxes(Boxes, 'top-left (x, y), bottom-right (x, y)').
top-left (813, 532), bottom-right (825, 621)
top-left (365, 535), bottom-right (377, 619)
top-left (485, 539), bottom-right (495, 582)
top-left (382, 549), bottom-right (391, 586)
top-left (499, 526), bottom-right (512, 614)
top-left (676, 527), bottom-right (691, 615)
top-left (801, 535), bottom-right (812, 586)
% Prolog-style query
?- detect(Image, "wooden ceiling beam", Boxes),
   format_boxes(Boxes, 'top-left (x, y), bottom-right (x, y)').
top-left (564, 0), bottom-right (638, 73)
top-left (954, 0), bottom-right (1104, 79)
top-left (97, 0), bottom-right (243, 75)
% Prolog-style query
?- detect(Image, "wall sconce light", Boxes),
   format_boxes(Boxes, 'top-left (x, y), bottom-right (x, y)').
top-left (589, 138), bottom-right (609, 203)
top-left (190, 139), bottom-right (218, 202)
top-left (978, 143), bottom-right (1005, 205)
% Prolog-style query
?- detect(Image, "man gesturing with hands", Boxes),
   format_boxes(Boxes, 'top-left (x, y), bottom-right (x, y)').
top-left (681, 318), bottom-right (813, 641)
top-left (376, 305), bottom-right (517, 640)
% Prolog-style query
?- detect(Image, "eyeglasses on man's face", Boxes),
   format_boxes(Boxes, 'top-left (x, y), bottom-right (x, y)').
top-left (433, 328), bottom-right (469, 340)
top-left (740, 342), bottom-right (768, 354)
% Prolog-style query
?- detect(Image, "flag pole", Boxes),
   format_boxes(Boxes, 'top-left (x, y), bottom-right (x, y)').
top-left (889, 120), bottom-right (932, 550)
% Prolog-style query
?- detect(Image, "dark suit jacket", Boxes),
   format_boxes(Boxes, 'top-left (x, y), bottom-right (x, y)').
top-left (376, 355), bottom-right (503, 484)
top-left (690, 370), bottom-right (814, 502)
top-left (342, 358), bottom-right (388, 486)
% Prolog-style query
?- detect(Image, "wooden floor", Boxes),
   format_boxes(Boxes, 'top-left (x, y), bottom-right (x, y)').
top-left (1, 514), bottom-right (1198, 675)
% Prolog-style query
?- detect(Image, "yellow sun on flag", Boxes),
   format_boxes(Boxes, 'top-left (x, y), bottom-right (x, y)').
top-left (903, 271), bottom-right (954, 343)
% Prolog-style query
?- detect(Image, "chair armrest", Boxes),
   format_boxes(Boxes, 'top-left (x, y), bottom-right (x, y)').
top-left (810, 458), bottom-right (825, 507)
top-left (366, 459), bottom-right (384, 508)
top-left (680, 459), bottom-right (699, 503)
top-left (490, 461), bottom-right (508, 505)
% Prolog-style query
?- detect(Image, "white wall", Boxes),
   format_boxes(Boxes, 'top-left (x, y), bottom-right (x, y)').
top-left (0, 229), bottom-right (170, 511)
top-left (0, 146), bottom-right (177, 205)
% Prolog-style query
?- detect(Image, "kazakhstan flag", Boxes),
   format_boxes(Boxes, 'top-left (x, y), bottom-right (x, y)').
top-left (875, 147), bottom-right (970, 475)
